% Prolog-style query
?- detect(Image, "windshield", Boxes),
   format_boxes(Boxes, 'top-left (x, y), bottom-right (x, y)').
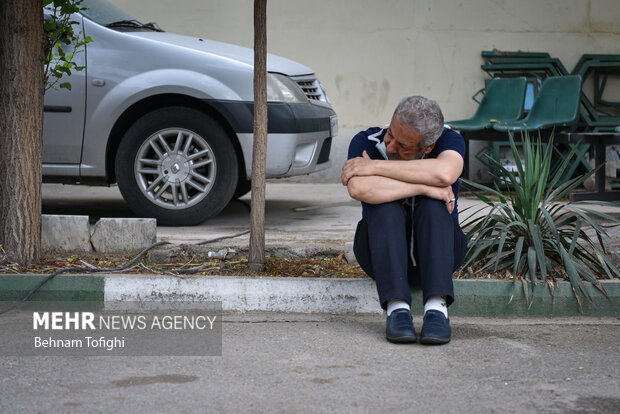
top-left (79, 0), bottom-right (137, 26)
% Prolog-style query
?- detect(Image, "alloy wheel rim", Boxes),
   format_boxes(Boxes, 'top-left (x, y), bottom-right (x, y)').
top-left (134, 128), bottom-right (216, 210)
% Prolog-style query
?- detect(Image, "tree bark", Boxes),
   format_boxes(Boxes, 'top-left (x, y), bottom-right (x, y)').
top-left (0, 0), bottom-right (45, 264)
top-left (248, 0), bottom-right (267, 271)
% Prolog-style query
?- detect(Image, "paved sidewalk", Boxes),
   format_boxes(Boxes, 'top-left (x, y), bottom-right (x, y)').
top-left (41, 182), bottom-right (620, 256)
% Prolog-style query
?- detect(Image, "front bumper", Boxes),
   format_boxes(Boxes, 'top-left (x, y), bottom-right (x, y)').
top-left (206, 100), bottom-right (337, 179)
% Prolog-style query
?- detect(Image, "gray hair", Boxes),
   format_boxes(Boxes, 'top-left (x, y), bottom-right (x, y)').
top-left (393, 96), bottom-right (444, 148)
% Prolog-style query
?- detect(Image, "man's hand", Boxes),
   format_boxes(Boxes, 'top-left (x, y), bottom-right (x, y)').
top-left (341, 151), bottom-right (376, 186)
top-left (424, 185), bottom-right (456, 215)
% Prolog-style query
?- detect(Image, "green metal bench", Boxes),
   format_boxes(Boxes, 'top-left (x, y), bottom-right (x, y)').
top-left (492, 75), bottom-right (582, 132)
top-left (446, 77), bottom-right (527, 131)
top-left (480, 50), bottom-right (568, 80)
top-left (490, 75), bottom-right (588, 184)
top-left (571, 56), bottom-right (620, 131)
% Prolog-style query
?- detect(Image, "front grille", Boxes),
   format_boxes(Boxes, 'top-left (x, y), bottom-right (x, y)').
top-left (291, 75), bottom-right (329, 105)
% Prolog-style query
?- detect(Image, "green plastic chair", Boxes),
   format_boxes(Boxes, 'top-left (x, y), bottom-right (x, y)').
top-left (493, 75), bottom-right (582, 132)
top-left (446, 77), bottom-right (527, 131)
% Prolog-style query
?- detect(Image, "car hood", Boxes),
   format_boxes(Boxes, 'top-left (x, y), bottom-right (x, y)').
top-left (126, 31), bottom-right (314, 76)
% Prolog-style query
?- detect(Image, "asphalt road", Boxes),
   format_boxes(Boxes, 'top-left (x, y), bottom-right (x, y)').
top-left (1, 313), bottom-right (619, 413)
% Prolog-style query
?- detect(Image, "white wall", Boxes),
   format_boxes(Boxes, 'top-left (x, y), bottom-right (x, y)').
top-left (108, 0), bottom-right (620, 181)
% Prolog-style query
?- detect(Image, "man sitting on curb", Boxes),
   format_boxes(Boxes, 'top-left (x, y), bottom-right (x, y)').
top-left (342, 96), bottom-right (468, 345)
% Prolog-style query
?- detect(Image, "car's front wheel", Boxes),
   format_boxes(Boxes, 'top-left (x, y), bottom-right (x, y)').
top-left (115, 107), bottom-right (238, 225)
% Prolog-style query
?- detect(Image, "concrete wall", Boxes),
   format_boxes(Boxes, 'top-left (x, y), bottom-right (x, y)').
top-left (108, 0), bottom-right (620, 182)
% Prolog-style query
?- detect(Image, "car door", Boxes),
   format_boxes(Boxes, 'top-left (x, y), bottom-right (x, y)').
top-left (42, 12), bottom-right (87, 178)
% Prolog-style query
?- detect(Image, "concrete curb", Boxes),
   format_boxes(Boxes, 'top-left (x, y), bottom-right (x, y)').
top-left (450, 279), bottom-right (620, 316)
top-left (41, 215), bottom-right (156, 254)
top-left (1, 275), bottom-right (618, 316)
top-left (41, 215), bottom-right (91, 253)
top-left (0, 275), bottom-right (104, 302)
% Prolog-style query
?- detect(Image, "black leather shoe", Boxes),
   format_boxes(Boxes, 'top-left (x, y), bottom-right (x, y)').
top-left (386, 309), bottom-right (417, 343)
top-left (419, 310), bottom-right (451, 345)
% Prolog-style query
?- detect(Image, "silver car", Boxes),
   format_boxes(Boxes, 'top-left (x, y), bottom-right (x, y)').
top-left (43, 0), bottom-right (337, 225)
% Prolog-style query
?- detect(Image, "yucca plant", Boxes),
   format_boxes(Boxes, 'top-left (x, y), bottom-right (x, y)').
top-left (460, 132), bottom-right (620, 309)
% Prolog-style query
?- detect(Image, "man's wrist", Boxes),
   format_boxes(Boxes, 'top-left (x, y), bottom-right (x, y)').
top-left (418, 184), bottom-right (429, 198)
top-left (374, 159), bottom-right (387, 177)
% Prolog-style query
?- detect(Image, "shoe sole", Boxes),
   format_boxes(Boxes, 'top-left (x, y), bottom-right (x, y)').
top-left (419, 336), bottom-right (450, 345)
top-left (386, 335), bottom-right (417, 344)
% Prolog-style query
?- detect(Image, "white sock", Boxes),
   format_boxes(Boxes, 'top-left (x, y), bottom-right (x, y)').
top-left (424, 295), bottom-right (448, 318)
top-left (387, 299), bottom-right (410, 316)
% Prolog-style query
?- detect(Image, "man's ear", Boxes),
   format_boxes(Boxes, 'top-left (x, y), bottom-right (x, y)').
top-left (423, 143), bottom-right (435, 155)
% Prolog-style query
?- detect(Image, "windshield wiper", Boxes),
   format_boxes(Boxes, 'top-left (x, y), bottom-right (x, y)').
top-left (105, 19), bottom-right (163, 32)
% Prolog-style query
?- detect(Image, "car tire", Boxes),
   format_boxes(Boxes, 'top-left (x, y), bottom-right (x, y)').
top-left (233, 178), bottom-right (252, 199)
top-left (115, 107), bottom-right (238, 226)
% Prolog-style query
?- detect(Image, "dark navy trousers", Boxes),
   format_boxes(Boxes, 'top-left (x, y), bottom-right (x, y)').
top-left (353, 197), bottom-right (468, 310)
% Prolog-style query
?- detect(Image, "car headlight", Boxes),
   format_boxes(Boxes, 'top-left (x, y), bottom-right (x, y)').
top-left (266, 73), bottom-right (308, 103)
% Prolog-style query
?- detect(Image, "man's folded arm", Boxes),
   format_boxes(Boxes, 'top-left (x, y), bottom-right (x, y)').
top-left (377, 150), bottom-right (463, 187)
top-left (347, 175), bottom-right (454, 205)
top-left (343, 150), bottom-right (463, 188)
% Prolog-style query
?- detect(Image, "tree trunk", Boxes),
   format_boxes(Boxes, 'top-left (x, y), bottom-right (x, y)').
top-left (248, 0), bottom-right (268, 271)
top-left (0, 0), bottom-right (45, 264)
